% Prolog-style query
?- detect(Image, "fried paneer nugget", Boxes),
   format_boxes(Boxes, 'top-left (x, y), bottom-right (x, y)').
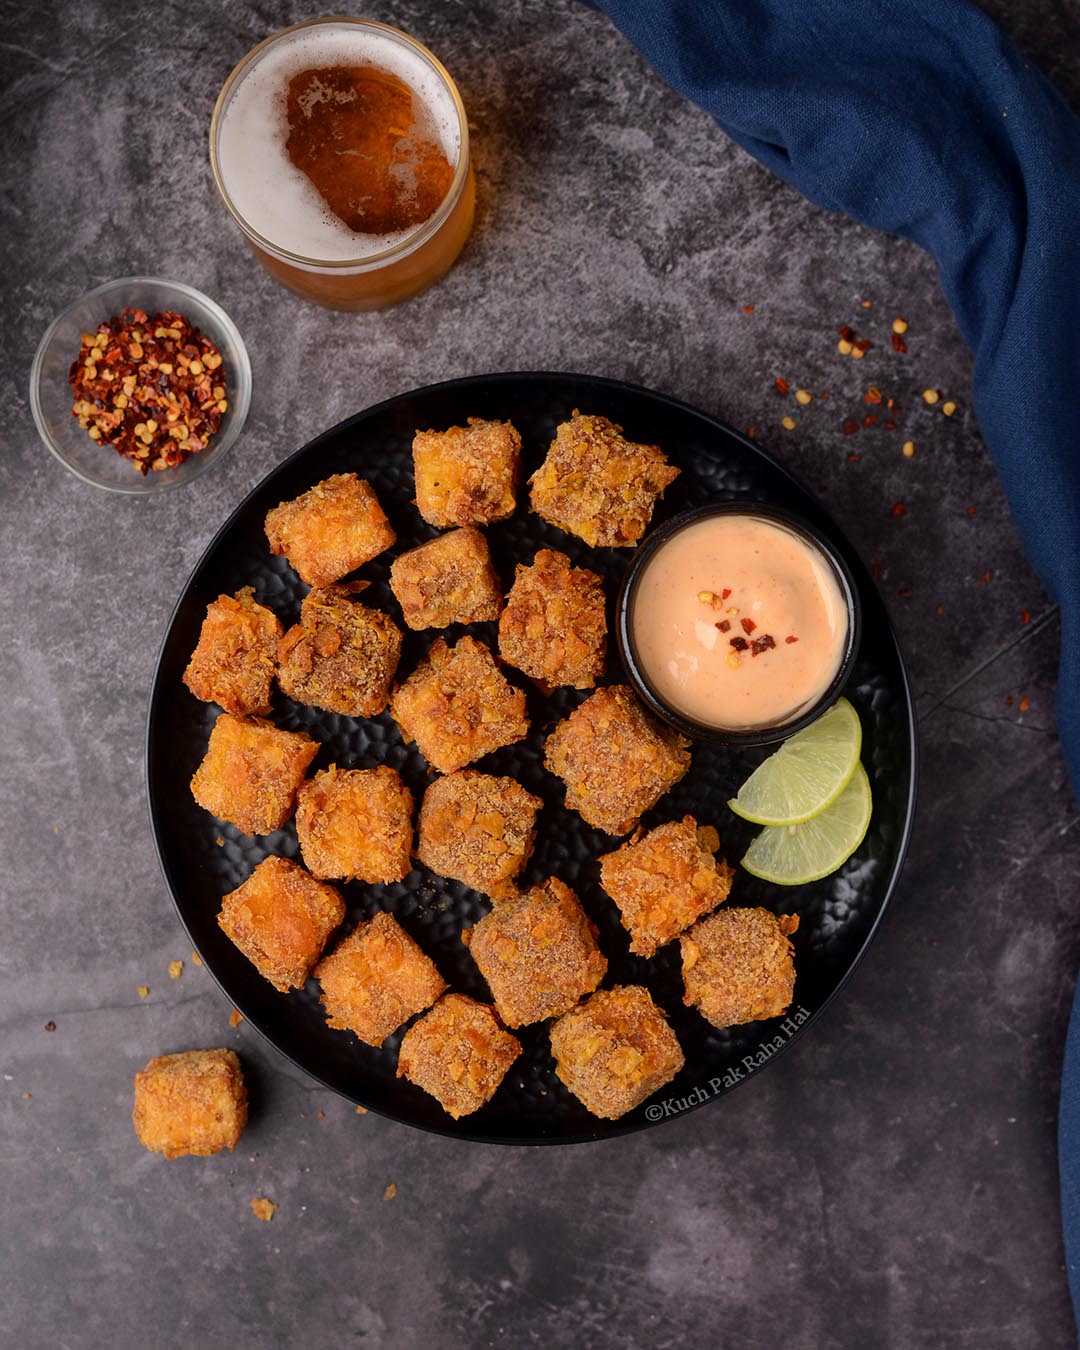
top-left (315, 911), bottom-right (446, 1047)
top-left (680, 908), bottom-right (800, 1030)
top-left (277, 583), bottom-right (402, 718)
top-left (218, 855), bottom-right (345, 992)
top-left (415, 770), bottom-right (540, 898)
top-left (544, 685), bottom-right (690, 836)
top-left (599, 816), bottom-right (734, 957)
top-left (296, 765), bottom-right (413, 883)
top-left (396, 993), bottom-right (522, 1119)
top-left (132, 1048), bottom-right (248, 1159)
top-left (412, 417), bottom-right (522, 527)
top-left (498, 549), bottom-right (606, 691)
top-left (461, 877), bottom-right (607, 1027)
top-left (549, 985), bottom-right (684, 1121)
top-left (389, 527), bottom-right (503, 630)
top-left (390, 635), bottom-right (528, 774)
top-left (265, 473), bottom-right (395, 587)
top-left (190, 713), bottom-right (319, 835)
top-left (528, 411), bottom-right (679, 548)
top-left (183, 587), bottom-right (283, 716)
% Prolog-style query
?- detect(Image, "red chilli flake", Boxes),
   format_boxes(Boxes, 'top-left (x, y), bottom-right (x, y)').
top-left (847, 453), bottom-right (861, 462)
top-left (774, 376), bottom-right (790, 395)
top-left (746, 425), bottom-right (756, 438)
top-left (1019, 696), bottom-right (1031, 712)
top-left (721, 588), bottom-right (732, 600)
top-left (820, 389), bottom-right (831, 400)
top-left (750, 634), bottom-right (776, 656)
top-left (843, 419), bottom-right (860, 436)
top-left (884, 420), bottom-right (897, 431)
top-left (716, 619), bottom-right (731, 632)
top-left (980, 570), bottom-right (993, 585)
top-left (785, 635), bottom-right (799, 644)
top-left (890, 502), bottom-right (907, 517)
top-left (743, 304), bottom-right (756, 315)
top-left (837, 325), bottom-right (857, 342)
top-left (862, 414), bottom-right (879, 427)
top-left (1021, 610), bottom-right (1031, 624)
top-left (897, 585), bottom-right (913, 598)
top-left (890, 332), bottom-right (908, 353)
top-left (740, 617), bottom-right (757, 635)
top-left (1005, 695), bottom-right (1014, 707)
top-left (729, 635), bottom-right (749, 652)
top-left (967, 505), bottom-right (977, 516)
top-left (864, 387), bottom-right (884, 405)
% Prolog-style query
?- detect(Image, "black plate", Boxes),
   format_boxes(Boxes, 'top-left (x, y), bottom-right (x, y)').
top-left (146, 372), bottom-right (917, 1144)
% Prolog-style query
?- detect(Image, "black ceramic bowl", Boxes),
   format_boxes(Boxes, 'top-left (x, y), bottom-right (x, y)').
top-left (616, 501), bottom-right (862, 747)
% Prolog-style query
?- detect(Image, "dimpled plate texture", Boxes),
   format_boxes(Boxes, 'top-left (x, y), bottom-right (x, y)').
top-left (146, 372), bottom-right (916, 1144)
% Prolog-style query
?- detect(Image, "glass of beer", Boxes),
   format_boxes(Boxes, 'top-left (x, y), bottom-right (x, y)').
top-left (210, 18), bottom-right (475, 311)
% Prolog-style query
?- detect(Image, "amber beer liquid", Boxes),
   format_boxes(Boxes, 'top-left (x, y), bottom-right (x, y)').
top-left (210, 19), bottom-right (475, 311)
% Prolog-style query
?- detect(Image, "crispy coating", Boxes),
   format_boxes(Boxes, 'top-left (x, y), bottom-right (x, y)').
top-left (315, 911), bottom-right (446, 1047)
top-left (397, 993), bottom-right (522, 1118)
top-left (265, 473), bottom-right (396, 587)
top-left (498, 549), bottom-right (606, 691)
top-left (390, 527), bottom-right (503, 630)
top-left (190, 713), bottom-right (319, 835)
top-left (544, 685), bottom-right (691, 836)
top-left (549, 985), bottom-right (684, 1120)
top-left (132, 1048), bottom-right (248, 1159)
top-left (415, 770), bottom-right (541, 898)
top-left (599, 816), bottom-right (734, 957)
top-left (296, 765), bottom-right (414, 883)
top-left (412, 417), bottom-right (522, 527)
top-left (681, 908), bottom-right (800, 1030)
top-left (277, 583), bottom-right (402, 718)
top-left (218, 855), bottom-right (345, 992)
top-left (528, 411), bottom-right (679, 548)
top-left (183, 587), bottom-right (283, 716)
top-left (390, 635), bottom-right (528, 774)
top-left (461, 877), bottom-right (607, 1027)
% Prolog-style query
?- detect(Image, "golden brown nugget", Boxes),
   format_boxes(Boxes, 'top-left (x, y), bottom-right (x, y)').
top-left (415, 770), bottom-right (541, 897)
top-left (681, 908), bottom-right (800, 1030)
top-left (218, 855), bottom-right (345, 992)
top-left (277, 583), bottom-right (402, 718)
top-left (183, 587), bottom-right (283, 717)
top-left (296, 765), bottom-right (414, 884)
top-left (315, 911), bottom-right (447, 1047)
top-left (132, 1048), bottom-right (248, 1159)
top-left (390, 635), bottom-right (528, 774)
top-left (599, 816), bottom-right (734, 958)
top-left (190, 713), bottom-right (319, 836)
top-left (265, 472), bottom-right (396, 587)
top-left (544, 685), bottom-right (690, 836)
top-left (528, 411), bottom-right (679, 548)
top-left (461, 877), bottom-right (607, 1027)
top-left (396, 993), bottom-right (521, 1119)
top-left (412, 417), bottom-right (522, 527)
top-left (498, 549), bottom-right (606, 691)
top-left (389, 527), bottom-right (503, 630)
top-left (549, 985), bottom-right (684, 1121)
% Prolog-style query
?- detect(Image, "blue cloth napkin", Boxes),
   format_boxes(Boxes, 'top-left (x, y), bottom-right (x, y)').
top-left (586, 0), bottom-right (1080, 1321)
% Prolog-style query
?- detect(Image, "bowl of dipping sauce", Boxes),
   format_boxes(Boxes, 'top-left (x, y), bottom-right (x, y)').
top-left (617, 502), bottom-right (861, 745)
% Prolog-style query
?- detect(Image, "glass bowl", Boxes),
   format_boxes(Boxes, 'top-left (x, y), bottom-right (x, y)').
top-left (29, 276), bottom-right (251, 494)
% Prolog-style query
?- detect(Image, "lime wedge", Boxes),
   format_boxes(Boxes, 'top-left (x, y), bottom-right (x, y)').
top-left (727, 697), bottom-right (863, 827)
top-left (740, 762), bottom-right (872, 885)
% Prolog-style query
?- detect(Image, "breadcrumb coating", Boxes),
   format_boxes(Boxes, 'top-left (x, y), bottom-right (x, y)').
top-left (296, 765), bottom-right (414, 883)
top-left (680, 908), bottom-right (800, 1030)
top-left (544, 685), bottom-right (690, 835)
top-left (190, 713), bottom-right (319, 836)
top-left (265, 473), bottom-right (396, 587)
top-left (133, 1048), bottom-right (248, 1159)
top-left (397, 993), bottom-right (522, 1118)
top-left (549, 985), bottom-right (684, 1120)
top-left (183, 587), bottom-right (282, 716)
top-left (412, 418), bottom-right (522, 527)
top-left (528, 411), bottom-right (679, 547)
top-left (416, 770), bottom-right (540, 897)
top-left (390, 527), bottom-right (503, 630)
top-left (498, 549), bottom-right (606, 690)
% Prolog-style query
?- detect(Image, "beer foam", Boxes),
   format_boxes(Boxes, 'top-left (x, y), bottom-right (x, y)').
top-left (216, 23), bottom-right (461, 262)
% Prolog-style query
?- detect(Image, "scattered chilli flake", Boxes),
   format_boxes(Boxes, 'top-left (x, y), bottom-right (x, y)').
top-left (890, 502), bottom-right (907, 517)
top-left (1006, 695), bottom-right (1014, 707)
top-left (967, 505), bottom-right (977, 516)
top-left (746, 425), bottom-right (756, 438)
top-left (740, 617), bottom-right (757, 635)
top-left (774, 376), bottom-right (790, 394)
top-left (864, 387), bottom-right (883, 405)
top-left (44, 1020), bottom-right (56, 1032)
top-left (750, 634), bottom-right (776, 655)
top-left (1021, 610), bottom-right (1031, 624)
top-left (716, 619), bottom-right (731, 632)
top-left (897, 585), bottom-right (913, 598)
top-left (229, 1008), bottom-right (244, 1028)
top-left (847, 452), bottom-right (861, 462)
top-left (885, 420), bottom-right (897, 431)
top-left (785, 635), bottom-right (799, 644)
top-left (862, 415), bottom-right (879, 428)
top-left (743, 304), bottom-right (756, 314)
top-left (729, 635), bottom-right (749, 652)
top-left (843, 420), bottom-right (859, 436)
top-left (721, 588), bottom-right (732, 600)
top-left (891, 332), bottom-right (909, 353)
top-left (384, 1183), bottom-right (398, 1201)
top-left (1019, 696), bottom-right (1031, 712)
top-left (355, 1105), bottom-right (368, 1115)
top-left (980, 570), bottom-right (993, 585)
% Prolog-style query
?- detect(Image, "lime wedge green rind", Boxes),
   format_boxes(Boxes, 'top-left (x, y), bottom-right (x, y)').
top-left (740, 761), bottom-right (873, 886)
top-left (727, 697), bottom-right (863, 827)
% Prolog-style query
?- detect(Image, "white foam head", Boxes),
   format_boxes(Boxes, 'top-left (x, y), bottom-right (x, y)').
top-left (215, 22), bottom-right (461, 262)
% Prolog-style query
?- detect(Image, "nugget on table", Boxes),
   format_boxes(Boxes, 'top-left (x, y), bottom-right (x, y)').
top-left (296, 764), bottom-right (413, 884)
top-left (132, 1048), bottom-right (248, 1158)
top-left (544, 685), bottom-right (690, 835)
top-left (390, 635), bottom-right (528, 774)
top-left (599, 816), bottom-right (734, 957)
top-left (390, 526), bottom-right (503, 631)
top-left (415, 770), bottom-right (540, 897)
top-left (680, 908), bottom-right (800, 1030)
top-left (315, 911), bottom-right (446, 1047)
top-left (218, 855), bottom-right (345, 992)
top-left (528, 411), bottom-right (679, 548)
top-left (549, 985), bottom-right (684, 1120)
top-left (190, 713), bottom-right (319, 835)
top-left (396, 993), bottom-right (522, 1119)
top-left (412, 417), bottom-right (521, 527)
top-left (265, 472), bottom-right (395, 587)
top-left (183, 587), bottom-right (283, 717)
top-left (461, 877), bottom-right (607, 1027)
top-left (498, 549), bottom-right (606, 690)
top-left (277, 583), bottom-right (402, 718)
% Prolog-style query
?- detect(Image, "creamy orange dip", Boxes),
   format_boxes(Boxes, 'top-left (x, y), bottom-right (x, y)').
top-left (630, 514), bottom-right (848, 729)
